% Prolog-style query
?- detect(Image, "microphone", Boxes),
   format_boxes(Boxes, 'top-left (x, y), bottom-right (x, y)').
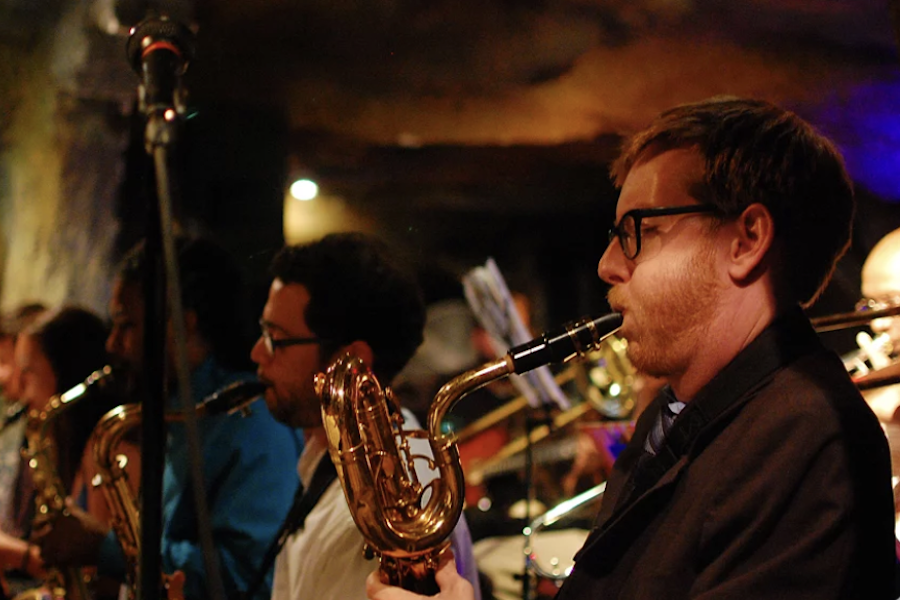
top-left (126, 15), bottom-right (195, 118)
top-left (508, 312), bottom-right (623, 374)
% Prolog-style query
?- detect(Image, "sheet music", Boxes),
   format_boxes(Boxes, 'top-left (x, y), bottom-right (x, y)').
top-left (462, 258), bottom-right (571, 410)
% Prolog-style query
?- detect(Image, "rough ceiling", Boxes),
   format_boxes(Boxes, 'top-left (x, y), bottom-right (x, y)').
top-left (188, 0), bottom-right (898, 145)
top-left (10, 0), bottom-right (896, 186)
top-left (1, 0), bottom-right (898, 327)
top-left (169, 0), bottom-right (900, 214)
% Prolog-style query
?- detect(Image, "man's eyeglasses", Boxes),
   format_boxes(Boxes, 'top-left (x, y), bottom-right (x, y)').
top-left (608, 205), bottom-right (719, 260)
top-left (259, 321), bottom-right (326, 356)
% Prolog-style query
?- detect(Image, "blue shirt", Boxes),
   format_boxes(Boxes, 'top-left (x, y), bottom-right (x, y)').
top-left (98, 358), bottom-right (304, 600)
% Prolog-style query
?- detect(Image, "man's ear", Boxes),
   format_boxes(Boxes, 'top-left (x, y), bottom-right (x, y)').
top-left (728, 203), bottom-right (775, 283)
top-left (332, 340), bottom-right (374, 369)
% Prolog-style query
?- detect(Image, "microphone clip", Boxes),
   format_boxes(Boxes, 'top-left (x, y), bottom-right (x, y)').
top-left (126, 15), bottom-right (196, 147)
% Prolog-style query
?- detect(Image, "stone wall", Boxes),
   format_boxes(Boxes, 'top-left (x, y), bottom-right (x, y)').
top-left (0, 0), bottom-right (286, 320)
top-left (0, 0), bottom-right (131, 315)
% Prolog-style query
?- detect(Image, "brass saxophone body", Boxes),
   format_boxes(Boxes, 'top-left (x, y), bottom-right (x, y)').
top-left (316, 357), bottom-right (464, 593)
top-left (21, 365), bottom-right (118, 600)
top-left (90, 380), bottom-right (266, 600)
top-left (315, 313), bottom-right (623, 592)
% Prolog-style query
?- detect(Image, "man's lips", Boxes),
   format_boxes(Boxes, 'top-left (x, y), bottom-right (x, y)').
top-left (607, 306), bottom-right (630, 337)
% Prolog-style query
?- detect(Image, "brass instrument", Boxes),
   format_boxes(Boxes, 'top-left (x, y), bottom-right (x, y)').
top-left (811, 304), bottom-right (900, 333)
top-left (456, 335), bottom-right (635, 445)
top-left (315, 313), bottom-right (623, 592)
top-left (21, 366), bottom-right (118, 600)
top-left (90, 380), bottom-right (265, 600)
top-left (459, 335), bottom-right (635, 488)
top-left (812, 304), bottom-right (900, 391)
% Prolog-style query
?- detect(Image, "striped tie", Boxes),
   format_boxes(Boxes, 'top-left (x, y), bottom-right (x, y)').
top-left (645, 400), bottom-right (684, 456)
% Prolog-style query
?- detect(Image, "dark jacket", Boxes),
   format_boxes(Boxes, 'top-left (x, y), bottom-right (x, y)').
top-left (557, 308), bottom-right (896, 599)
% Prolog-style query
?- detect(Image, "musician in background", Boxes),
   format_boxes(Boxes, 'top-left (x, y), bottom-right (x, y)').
top-left (34, 237), bottom-right (304, 600)
top-left (0, 304), bottom-right (46, 541)
top-left (0, 304), bottom-right (46, 409)
top-left (857, 226), bottom-right (900, 423)
top-left (1, 306), bottom-right (128, 598)
top-left (16, 307), bottom-right (130, 528)
top-left (250, 232), bottom-right (480, 600)
top-left (368, 97), bottom-right (896, 599)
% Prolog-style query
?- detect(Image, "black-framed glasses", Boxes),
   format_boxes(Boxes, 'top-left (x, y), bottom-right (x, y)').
top-left (608, 205), bottom-right (719, 260)
top-left (259, 320), bottom-right (326, 356)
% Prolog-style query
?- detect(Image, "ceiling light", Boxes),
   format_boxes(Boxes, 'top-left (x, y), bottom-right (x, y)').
top-left (290, 178), bottom-right (319, 201)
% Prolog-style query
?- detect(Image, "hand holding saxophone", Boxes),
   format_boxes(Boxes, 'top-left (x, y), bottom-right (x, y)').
top-left (31, 497), bottom-right (110, 567)
top-left (366, 553), bottom-right (474, 600)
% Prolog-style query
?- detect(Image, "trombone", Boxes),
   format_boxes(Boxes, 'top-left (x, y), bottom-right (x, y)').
top-left (456, 336), bottom-right (635, 487)
top-left (812, 303), bottom-right (900, 391)
top-left (811, 304), bottom-right (900, 332)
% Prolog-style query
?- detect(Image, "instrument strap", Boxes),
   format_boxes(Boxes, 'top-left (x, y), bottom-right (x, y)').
top-left (238, 456), bottom-right (338, 600)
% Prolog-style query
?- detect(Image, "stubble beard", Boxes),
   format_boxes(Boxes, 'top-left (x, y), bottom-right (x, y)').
top-left (609, 245), bottom-right (720, 379)
top-left (265, 383), bottom-right (322, 430)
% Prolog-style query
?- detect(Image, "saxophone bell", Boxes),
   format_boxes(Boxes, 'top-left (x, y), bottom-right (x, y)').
top-left (316, 313), bottom-right (623, 593)
top-left (315, 356), bottom-right (460, 594)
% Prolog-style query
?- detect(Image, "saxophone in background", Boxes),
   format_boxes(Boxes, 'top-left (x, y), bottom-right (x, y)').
top-left (90, 379), bottom-right (265, 600)
top-left (315, 313), bottom-right (623, 593)
top-left (20, 366), bottom-right (118, 600)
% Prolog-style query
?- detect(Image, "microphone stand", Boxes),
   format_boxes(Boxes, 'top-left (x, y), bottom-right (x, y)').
top-left (140, 171), bottom-right (166, 600)
top-left (520, 402), bottom-right (555, 600)
top-left (127, 16), bottom-right (226, 600)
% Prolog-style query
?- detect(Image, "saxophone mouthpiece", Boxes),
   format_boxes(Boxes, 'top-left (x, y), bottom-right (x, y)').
top-left (508, 312), bottom-right (623, 374)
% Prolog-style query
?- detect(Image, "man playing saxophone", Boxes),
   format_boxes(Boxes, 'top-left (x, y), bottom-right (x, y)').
top-left (250, 232), bottom-right (480, 600)
top-left (1, 306), bottom-right (129, 599)
top-left (34, 237), bottom-right (304, 600)
top-left (368, 97), bottom-right (896, 599)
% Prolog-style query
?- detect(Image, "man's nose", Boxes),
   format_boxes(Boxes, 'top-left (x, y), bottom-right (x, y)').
top-left (250, 336), bottom-right (268, 365)
top-left (106, 331), bottom-right (118, 355)
top-left (598, 240), bottom-right (630, 286)
top-left (6, 368), bottom-right (22, 402)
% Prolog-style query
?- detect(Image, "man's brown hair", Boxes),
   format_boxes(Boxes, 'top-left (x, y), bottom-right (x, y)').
top-left (612, 96), bottom-right (854, 307)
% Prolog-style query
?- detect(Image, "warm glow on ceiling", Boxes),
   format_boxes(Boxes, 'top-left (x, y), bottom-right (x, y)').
top-left (282, 190), bottom-right (375, 245)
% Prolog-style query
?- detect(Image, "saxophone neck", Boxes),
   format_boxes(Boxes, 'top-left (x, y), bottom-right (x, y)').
top-left (426, 313), bottom-right (624, 438)
top-left (427, 356), bottom-right (512, 439)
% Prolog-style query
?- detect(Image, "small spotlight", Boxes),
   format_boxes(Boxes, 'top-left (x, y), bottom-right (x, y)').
top-left (290, 179), bottom-right (318, 201)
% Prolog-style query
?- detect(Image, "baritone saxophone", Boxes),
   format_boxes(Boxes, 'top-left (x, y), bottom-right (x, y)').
top-left (315, 312), bottom-right (623, 593)
top-left (90, 379), bottom-right (266, 600)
